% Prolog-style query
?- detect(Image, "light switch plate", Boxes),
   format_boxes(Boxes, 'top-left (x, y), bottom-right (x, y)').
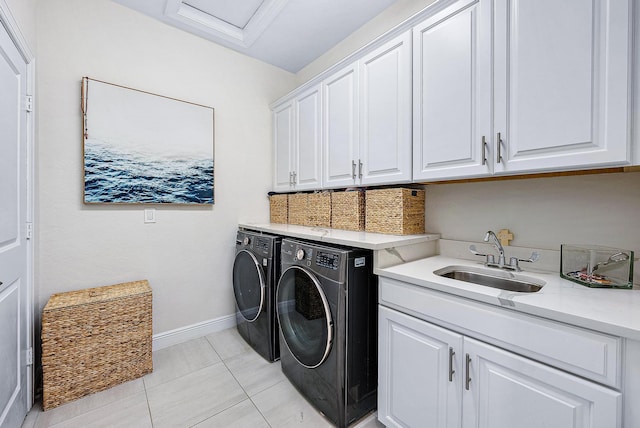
top-left (144, 209), bottom-right (156, 223)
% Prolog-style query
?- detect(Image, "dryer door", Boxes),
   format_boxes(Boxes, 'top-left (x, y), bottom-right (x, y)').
top-left (276, 266), bottom-right (333, 368)
top-left (233, 249), bottom-right (265, 322)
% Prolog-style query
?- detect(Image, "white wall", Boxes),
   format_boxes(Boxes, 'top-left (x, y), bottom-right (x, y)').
top-left (36, 0), bottom-right (296, 334)
top-left (4, 0), bottom-right (37, 50)
top-left (424, 172), bottom-right (640, 284)
top-left (296, 0), bottom-right (436, 84)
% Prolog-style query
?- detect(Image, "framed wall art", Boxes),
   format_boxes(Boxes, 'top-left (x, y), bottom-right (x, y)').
top-left (81, 77), bottom-right (215, 204)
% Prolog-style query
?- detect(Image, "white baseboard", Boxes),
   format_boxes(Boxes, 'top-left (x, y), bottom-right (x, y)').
top-left (152, 314), bottom-right (237, 351)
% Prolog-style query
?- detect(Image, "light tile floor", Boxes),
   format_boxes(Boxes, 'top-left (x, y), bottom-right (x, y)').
top-left (22, 328), bottom-right (384, 428)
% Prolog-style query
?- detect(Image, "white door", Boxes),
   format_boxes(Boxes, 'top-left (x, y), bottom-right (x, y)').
top-left (359, 31), bottom-right (412, 186)
top-left (294, 85), bottom-right (322, 190)
top-left (378, 307), bottom-right (463, 428)
top-left (323, 64), bottom-right (359, 189)
top-left (0, 22), bottom-right (31, 428)
top-left (493, 0), bottom-right (631, 174)
top-left (462, 337), bottom-right (621, 428)
top-left (272, 100), bottom-right (294, 191)
top-left (412, 0), bottom-right (492, 181)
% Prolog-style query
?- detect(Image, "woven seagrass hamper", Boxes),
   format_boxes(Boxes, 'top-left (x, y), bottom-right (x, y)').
top-left (331, 190), bottom-right (365, 231)
top-left (288, 193), bottom-right (308, 225)
top-left (365, 188), bottom-right (425, 235)
top-left (41, 280), bottom-right (153, 410)
top-left (269, 194), bottom-right (288, 224)
top-left (306, 192), bottom-right (331, 227)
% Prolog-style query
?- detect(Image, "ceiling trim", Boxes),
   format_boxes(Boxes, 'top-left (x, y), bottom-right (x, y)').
top-left (164, 0), bottom-right (290, 48)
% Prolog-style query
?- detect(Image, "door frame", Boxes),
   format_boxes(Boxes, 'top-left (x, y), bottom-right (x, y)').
top-left (0, 0), bottom-right (35, 411)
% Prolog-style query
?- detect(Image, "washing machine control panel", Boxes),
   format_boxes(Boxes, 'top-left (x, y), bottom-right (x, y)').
top-left (254, 238), bottom-right (271, 253)
top-left (236, 231), bottom-right (277, 258)
top-left (316, 251), bottom-right (340, 270)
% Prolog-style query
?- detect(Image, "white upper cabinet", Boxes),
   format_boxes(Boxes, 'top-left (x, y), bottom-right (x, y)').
top-left (359, 31), bottom-right (413, 185)
top-left (413, 0), bottom-right (492, 181)
top-left (323, 31), bottom-right (412, 189)
top-left (323, 64), bottom-right (359, 189)
top-left (277, 0), bottom-right (634, 189)
top-left (273, 99), bottom-right (295, 192)
top-left (272, 85), bottom-right (322, 192)
top-left (494, 0), bottom-right (632, 174)
top-left (295, 85), bottom-right (322, 190)
top-left (413, 0), bottom-right (632, 181)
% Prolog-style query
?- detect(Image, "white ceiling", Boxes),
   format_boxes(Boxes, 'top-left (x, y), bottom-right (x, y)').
top-left (112, 0), bottom-right (399, 73)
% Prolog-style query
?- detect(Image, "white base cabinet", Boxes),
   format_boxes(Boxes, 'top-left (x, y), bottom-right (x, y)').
top-left (379, 306), bottom-right (463, 428)
top-left (463, 337), bottom-right (620, 428)
top-left (379, 304), bottom-right (621, 428)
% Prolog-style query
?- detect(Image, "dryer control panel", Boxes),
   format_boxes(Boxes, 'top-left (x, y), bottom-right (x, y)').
top-left (316, 251), bottom-right (340, 270)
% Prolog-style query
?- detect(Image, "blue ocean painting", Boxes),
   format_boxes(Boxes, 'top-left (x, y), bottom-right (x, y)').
top-left (84, 139), bottom-right (214, 204)
top-left (82, 78), bottom-right (215, 205)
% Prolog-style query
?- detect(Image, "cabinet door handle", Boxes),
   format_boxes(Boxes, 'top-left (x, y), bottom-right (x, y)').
top-left (358, 160), bottom-right (363, 179)
top-left (352, 160), bottom-right (357, 180)
top-left (465, 353), bottom-right (472, 390)
top-left (289, 172), bottom-right (293, 186)
top-left (448, 347), bottom-right (455, 382)
top-left (481, 136), bottom-right (487, 166)
top-left (496, 132), bottom-right (503, 164)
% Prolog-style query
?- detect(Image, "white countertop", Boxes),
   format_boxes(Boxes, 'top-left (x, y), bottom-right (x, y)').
top-left (376, 255), bottom-right (640, 341)
top-left (239, 223), bottom-right (440, 250)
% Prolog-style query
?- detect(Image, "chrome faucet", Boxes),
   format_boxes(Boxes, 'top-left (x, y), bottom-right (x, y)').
top-left (469, 230), bottom-right (540, 272)
top-left (484, 231), bottom-right (506, 267)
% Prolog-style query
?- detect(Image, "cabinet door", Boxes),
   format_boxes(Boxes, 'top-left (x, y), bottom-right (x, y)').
top-left (294, 85), bottom-right (322, 190)
top-left (493, 0), bottom-right (631, 174)
top-left (462, 337), bottom-right (621, 428)
top-left (360, 31), bottom-right (412, 185)
top-left (413, 0), bottom-right (492, 181)
top-left (273, 100), bottom-right (294, 191)
top-left (379, 306), bottom-right (463, 428)
top-left (323, 64), bottom-right (359, 189)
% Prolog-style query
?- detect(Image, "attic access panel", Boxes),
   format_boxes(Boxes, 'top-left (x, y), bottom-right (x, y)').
top-left (81, 77), bottom-right (215, 204)
top-left (164, 0), bottom-right (288, 47)
top-left (183, 0), bottom-right (263, 28)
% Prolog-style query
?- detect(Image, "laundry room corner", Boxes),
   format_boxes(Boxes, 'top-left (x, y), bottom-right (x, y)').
top-left (34, 0), bottom-right (296, 341)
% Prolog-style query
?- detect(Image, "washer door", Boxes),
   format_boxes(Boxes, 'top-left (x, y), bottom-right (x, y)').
top-left (276, 266), bottom-right (333, 368)
top-left (233, 249), bottom-right (265, 322)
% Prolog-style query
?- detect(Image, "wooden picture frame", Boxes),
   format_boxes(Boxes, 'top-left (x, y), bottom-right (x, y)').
top-left (81, 77), bottom-right (215, 204)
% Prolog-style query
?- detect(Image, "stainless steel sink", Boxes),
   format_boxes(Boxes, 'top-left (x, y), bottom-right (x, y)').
top-left (434, 265), bottom-right (544, 293)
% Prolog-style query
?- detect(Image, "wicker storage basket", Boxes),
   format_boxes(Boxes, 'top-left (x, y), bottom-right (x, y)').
top-left (269, 194), bottom-right (288, 224)
top-left (41, 280), bottom-right (153, 410)
top-left (306, 192), bottom-right (331, 227)
top-left (331, 190), bottom-right (365, 231)
top-left (365, 188), bottom-right (425, 235)
top-left (288, 193), bottom-right (308, 225)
